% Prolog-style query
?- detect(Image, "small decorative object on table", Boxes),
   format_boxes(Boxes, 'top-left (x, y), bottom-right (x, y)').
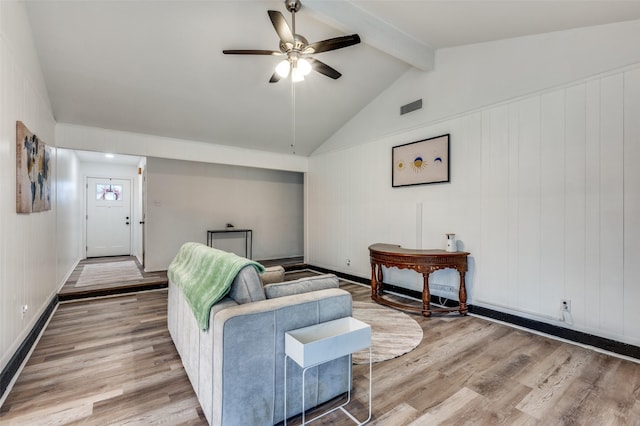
top-left (446, 233), bottom-right (457, 252)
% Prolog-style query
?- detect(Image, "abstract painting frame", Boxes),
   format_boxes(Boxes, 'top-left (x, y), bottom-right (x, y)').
top-left (392, 134), bottom-right (450, 187)
top-left (16, 121), bottom-right (52, 213)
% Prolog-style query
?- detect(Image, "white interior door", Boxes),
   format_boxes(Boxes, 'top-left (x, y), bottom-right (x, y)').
top-left (86, 177), bottom-right (132, 257)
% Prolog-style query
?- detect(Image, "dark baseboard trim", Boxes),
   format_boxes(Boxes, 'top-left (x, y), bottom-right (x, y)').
top-left (469, 305), bottom-right (640, 360)
top-left (282, 263), bottom-right (309, 273)
top-left (0, 294), bottom-right (58, 400)
top-left (307, 264), bottom-right (640, 361)
top-left (307, 265), bottom-right (371, 287)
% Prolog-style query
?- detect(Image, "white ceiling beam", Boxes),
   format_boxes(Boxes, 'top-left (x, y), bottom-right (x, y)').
top-left (303, 0), bottom-right (435, 71)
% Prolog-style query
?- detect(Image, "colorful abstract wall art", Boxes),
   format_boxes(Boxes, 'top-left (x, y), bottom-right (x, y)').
top-left (392, 134), bottom-right (450, 187)
top-left (16, 121), bottom-right (52, 213)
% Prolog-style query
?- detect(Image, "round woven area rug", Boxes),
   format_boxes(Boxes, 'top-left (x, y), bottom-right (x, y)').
top-left (351, 301), bottom-right (423, 364)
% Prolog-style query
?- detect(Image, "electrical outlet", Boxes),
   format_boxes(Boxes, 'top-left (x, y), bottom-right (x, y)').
top-left (346, 259), bottom-right (351, 266)
top-left (21, 304), bottom-right (28, 319)
top-left (561, 299), bottom-right (571, 313)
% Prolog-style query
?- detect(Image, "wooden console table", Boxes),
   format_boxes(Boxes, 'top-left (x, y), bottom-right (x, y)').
top-left (368, 243), bottom-right (469, 317)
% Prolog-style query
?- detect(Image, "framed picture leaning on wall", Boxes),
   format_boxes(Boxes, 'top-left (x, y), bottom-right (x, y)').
top-left (392, 134), bottom-right (450, 187)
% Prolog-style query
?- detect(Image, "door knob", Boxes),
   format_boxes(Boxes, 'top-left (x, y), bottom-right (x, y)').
top-left (126, 216), bottom-right (130, 220)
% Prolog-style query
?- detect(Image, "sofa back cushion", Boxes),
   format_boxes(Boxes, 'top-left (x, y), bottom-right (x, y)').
top-left (227, 265), bottom-right (267, 304)
top-left (264, 274), bottom-right (339, 299)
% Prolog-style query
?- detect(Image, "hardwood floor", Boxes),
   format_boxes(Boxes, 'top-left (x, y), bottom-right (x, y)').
top-left (2, 274), bottom-right (640, 425)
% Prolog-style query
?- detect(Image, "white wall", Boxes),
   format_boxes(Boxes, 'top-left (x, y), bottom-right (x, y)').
top-left (55, 149), bottom-right (82, 285)
top-left (56, 123), bottom-right (308, 174)
top-left (0, 1), bottom-right (58, 376)
top-left (145, 157), bottom-right (304, 271)
top-left (316, 20), bottom-right (640, 155)
top-left (308, 22), bottom-right (640, 346)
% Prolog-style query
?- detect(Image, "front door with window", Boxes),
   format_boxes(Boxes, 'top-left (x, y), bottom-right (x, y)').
top-left (86, 177), bottom-right (132, 257)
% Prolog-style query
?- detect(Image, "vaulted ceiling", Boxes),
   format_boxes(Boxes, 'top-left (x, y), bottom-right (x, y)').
top-left (25, 1), bottom-right (640, 157)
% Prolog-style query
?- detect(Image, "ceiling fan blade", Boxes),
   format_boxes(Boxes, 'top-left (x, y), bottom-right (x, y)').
top-left (223, 49), bottom-right (281, 55)
top-left (268, 10), bottom-right (294, 44)
top-left (306, 34), bottom-right (361, 54)
top-left (269, 72), bottom-right (282, 83)
top-left (309, 58), bottom-right (342, 79)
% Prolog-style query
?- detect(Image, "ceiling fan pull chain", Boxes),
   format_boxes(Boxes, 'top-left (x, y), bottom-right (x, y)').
top-left (291, 77), bottom-right (296, 155)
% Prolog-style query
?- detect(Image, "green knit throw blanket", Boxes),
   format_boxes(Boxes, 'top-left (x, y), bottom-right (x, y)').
top-left (168, 242), bottom-right (264, 330)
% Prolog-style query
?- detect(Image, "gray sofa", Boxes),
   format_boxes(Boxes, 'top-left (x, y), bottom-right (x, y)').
top-left (167, 265), bottom-right (353, 425)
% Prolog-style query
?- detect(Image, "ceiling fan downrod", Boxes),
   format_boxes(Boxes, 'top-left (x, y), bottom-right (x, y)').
top-left (286, 0), bottom-right (300, 46)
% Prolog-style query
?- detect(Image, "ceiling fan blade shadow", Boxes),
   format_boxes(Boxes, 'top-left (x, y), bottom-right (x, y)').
top-left (223, 49), bottom-right (282, 55)
top-left (309, 58), bottom-right (341, 79)
top-left (306, 34), bottom-right (361, 54)
top-left (268, 10), bottom-right (294, 44)
top-left (269, 72), bottom-right (282, 83)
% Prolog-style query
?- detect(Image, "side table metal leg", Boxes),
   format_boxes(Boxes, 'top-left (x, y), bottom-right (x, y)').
top-left (339, 348), bottom-right (372, 425)
top-left (284, 355), bottom-right (288, 426)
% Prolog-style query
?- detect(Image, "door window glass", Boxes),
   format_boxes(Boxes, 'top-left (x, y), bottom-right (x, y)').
top-left (96, 184), bottom-right (123, 201)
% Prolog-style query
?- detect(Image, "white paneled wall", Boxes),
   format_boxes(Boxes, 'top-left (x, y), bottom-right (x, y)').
top-left (0, 2), bottom-right (57, 374)
top-left (55, 149), bottom-right (82, 286)
top-left (308, 65), bottom-right (640, 346)
top-left (623, 69), bottom-right (640, 337)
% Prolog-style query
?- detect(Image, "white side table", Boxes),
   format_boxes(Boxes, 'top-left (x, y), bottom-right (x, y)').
top-left (284, 317), bottom-right (372, 425)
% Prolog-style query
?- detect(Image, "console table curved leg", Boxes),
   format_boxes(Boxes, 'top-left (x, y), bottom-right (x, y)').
top-left (370, 263), bottom-right (377, 299)
top-left (458, 271), bottom-right (468, 316)
top-left (421, 273), bottom-right (431, 317)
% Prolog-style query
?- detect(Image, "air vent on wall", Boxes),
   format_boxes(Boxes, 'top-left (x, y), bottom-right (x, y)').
top-left (400, 99), bottom-right (422, 115)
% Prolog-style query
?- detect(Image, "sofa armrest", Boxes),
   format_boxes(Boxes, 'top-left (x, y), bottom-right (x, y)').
top-left (263, 273), bottom-right (339, 299)
top-left (209, 288), bottom-right (352, 425)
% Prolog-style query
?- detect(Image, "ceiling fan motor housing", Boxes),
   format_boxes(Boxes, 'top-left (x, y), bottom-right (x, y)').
top-left (280, 35), bottom-right (309, 54)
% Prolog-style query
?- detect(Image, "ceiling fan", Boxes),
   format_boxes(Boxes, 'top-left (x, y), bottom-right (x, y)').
top-left (223, 0), bottom-right (361, 83)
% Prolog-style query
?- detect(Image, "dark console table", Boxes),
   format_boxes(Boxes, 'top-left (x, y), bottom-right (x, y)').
top-left (207, 229), bottom-right (253, 259)
top-left (368, 243), bottom-right (469, 317)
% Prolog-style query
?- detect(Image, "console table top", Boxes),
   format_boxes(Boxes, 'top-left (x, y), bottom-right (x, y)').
top-left (368, 243), bottom-right (469, 257)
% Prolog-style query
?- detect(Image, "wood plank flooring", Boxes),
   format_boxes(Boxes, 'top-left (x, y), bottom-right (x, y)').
top-left (2, 274), bottom-right (640, 424)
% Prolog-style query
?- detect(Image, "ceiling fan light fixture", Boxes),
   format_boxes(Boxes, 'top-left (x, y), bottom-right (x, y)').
top-left (275, 59), bottom-right (291, 77)
top-left (297, 58), bottom-right (312, 76)
top-left (291, 66), bottom-right (305, 82)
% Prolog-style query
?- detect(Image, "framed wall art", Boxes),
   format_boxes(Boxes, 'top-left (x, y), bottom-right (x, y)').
top-left (392, 134), bottom-right (450, 187)
top-left (16, 121), bottom-right (52, 213)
